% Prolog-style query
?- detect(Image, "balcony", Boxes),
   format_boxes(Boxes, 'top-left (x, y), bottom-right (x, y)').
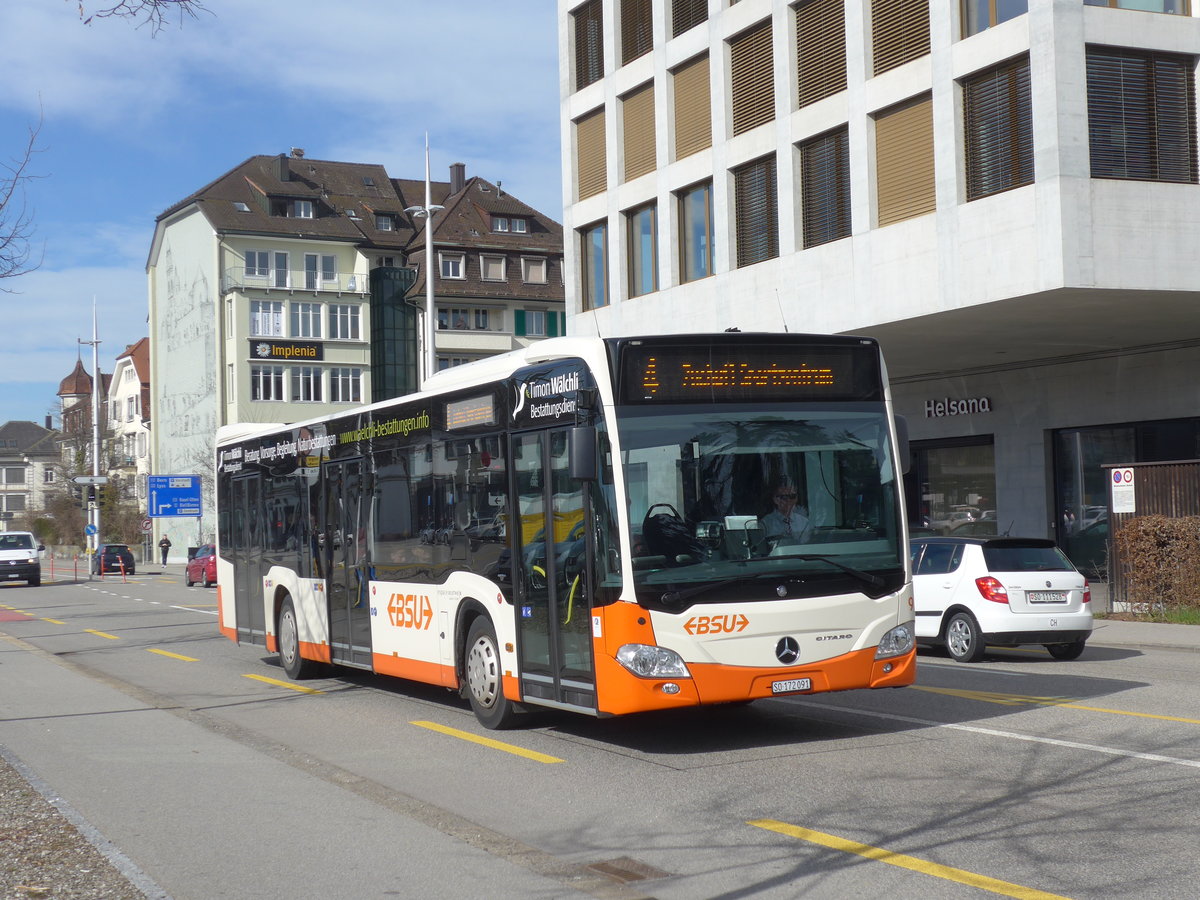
top-left (223, 267), bottom-right (369, 295)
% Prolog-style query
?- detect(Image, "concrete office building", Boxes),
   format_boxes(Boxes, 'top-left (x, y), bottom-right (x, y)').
top-left (557, 0), bottom-right (1200, 570)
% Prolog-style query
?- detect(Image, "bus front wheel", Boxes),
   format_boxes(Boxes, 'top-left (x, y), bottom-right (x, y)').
top-left (465, 617), bottom-right (519, 729)
top-left (278, 597), bottom-right (319, 680)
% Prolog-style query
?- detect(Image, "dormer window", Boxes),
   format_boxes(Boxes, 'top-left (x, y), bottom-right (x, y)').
top-left (375, 214), bottom-right (393, 231)
top-left (512, 217), bottom-right (528, 233)
top-left (362, 175), bottom-right (375, 186)
top-left (293, 199), bottom-right (314, 219)
top-left (493, 216), bottom-right (509, 232)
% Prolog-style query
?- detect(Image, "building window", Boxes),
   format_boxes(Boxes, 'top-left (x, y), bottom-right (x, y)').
top-left (375, 214), bottom-right (393, 231)
top-left (733, 155), bottom-right (779, 267)
top-left (627, 204), bottom-right (658, 298)
top-left (512, 218), bottom-right (528, 233)
top-left (480, 255), bottom-right (506, 282)
top-left (576, 107), bottom-right (607, 201)
top-left (250, 300), bottom-right (284, 337)
top-left (963, 55), bottom-right (1033, 200)
top-left (291, 302), bottom-right (323, 338)
top-left (1086, 47), bottom-right (1197, 184)
top-left (43, 468), bottom-right (55, 484)
top-left (330, 367), bottom-right (363, 404)
top-left (962, 0), bottom-right (1026, 36)
top-left (581, 221), bottom-right (609, 310)
top-left (250, 365), bottom-right (285, 401)
top-left (573, 0), bottom-right (604, 90)
top-left (872, 0), bottom-right (930, 75)
top-left (875, 94), bottom-right (935, 226)
top-left (293, 199), bottom-right (314, 219)
top-left (730, 20), bottom-right (775, 136)
top-left (440, 252), bottom-right (465, 279)
top-left (304, 254), bottom-right (337, 290)
top-left (273, 252), bottom-right (289, 287)
top-left (246, 251), bottom-right (269, 278)
top-left (439, 308), bottom-right (471, 330)
top-left (475, 309), bottom-right (498, 331)
top-left (673, 54), bottom-right (711, 161)
top-left (801, 126), bottom-right (851, 248)
top-left (126, 396), bottom-right (137, 422)
top-left (5, 494), bottom-right (26, 512)
top-left (493, 216), bottom-right (510, 232)
top-left (797, 0), bottom-right (847, 108)
top-left (328, 304), bottom-right (362, 340)
top-left (291, 367), bottom-right (323, 403)
top-left (1084, 0), bottom-right (1187, 12)
top-left (523, 310), bottom-right (547, 337)
top-left (438, 357), bottom-right (475, 371)
top-left (678, 180), bottom-right (714, 283)
top-left (4, 467), bottom-right (25, 484)
top-left (672, 0), bottom-right (707, 36)
top-left (521, 257), bottom-right (548, 284)
top-left (621, 0), bottom-right (653, 66)
top-left (622, 82), bottom-right (656, 182)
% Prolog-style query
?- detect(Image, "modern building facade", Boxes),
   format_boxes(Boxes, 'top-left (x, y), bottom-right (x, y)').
top-left (557, 0), bottom-right (1200, 568)
top-left (147, 152), bottom-right (564, 552)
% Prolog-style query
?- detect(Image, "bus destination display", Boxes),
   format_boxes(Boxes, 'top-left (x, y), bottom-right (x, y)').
top-left (445, 394), bottom-right (496, 430)
top-left (619, 342), bottom-right (882, 403)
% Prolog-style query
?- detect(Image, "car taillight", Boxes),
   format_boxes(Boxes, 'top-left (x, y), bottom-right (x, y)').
top-left (1083, 579), bottom-right (1091, 604)
top-left (975, 576), bottom-right (1009, 604)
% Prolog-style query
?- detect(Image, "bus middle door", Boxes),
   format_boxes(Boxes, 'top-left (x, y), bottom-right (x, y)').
top-left (322, 458), bottom-right (372, 669)
top-left (513, 429), bottom-right (596, 713)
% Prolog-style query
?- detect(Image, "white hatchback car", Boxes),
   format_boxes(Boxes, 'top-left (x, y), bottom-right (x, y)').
top-left (910, 537), bottom-right (1092, 662)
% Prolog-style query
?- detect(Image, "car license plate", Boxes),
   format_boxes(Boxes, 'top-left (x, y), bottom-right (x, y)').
top-left (771, 678), bottom-right (812, 694)
top-left (1028, 590), bottom-right (1067, 603)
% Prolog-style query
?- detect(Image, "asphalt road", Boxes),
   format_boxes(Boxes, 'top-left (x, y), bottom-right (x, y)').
top-left (3, 571), bottom-right (1200, 899)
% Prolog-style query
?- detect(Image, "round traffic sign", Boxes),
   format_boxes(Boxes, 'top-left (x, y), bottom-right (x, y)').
top-left (141, 518), bottom-right (153, 533)
top-left (84, 524), bottom-right (98, 536)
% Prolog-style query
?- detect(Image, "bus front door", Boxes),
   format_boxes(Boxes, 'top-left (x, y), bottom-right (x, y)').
top-left (322, 459), bottom-right (372, 669)
top-left (513, 430), bottom-right (596, 713)
top-left (231, 473), bottom-right (267, 645)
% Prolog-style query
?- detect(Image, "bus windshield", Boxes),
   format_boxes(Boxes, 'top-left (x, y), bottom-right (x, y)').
top-left (616, 405), bottom-right (904, 603)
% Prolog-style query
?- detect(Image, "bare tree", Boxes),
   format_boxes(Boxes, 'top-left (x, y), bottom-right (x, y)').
top-left (0, 119), bottom-right (43, 289)
top-left (73, 0), bottom-right (209, 33)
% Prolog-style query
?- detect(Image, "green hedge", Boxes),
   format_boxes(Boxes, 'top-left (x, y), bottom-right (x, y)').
top-left (1113, 515), bottom-right (1200, 618)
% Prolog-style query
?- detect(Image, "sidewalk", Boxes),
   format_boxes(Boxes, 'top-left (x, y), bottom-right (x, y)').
top-left (1090, 617), bottom-right (1200, 653)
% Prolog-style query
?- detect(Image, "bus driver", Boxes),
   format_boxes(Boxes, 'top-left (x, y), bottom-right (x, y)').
top-left (760, 480), bottom-right (812, 543)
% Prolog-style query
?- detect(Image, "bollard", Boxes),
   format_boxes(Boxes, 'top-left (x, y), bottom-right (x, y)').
top-left (120, 557), bottom-right (127, 583)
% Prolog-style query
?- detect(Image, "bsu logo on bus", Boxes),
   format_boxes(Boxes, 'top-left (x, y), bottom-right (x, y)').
top-left (387, 593), bottom-right (433, 630)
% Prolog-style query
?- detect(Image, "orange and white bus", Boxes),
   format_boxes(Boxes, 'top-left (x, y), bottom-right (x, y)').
top-left (215, 332), bottom-right (916, 728)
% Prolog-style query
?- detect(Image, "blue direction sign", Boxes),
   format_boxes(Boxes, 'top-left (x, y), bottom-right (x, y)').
top-left (148, 475), bottom-right (202, 518)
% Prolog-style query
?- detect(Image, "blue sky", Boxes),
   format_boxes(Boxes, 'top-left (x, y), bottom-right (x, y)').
top-left (0, 0), bottom-right (561, 427)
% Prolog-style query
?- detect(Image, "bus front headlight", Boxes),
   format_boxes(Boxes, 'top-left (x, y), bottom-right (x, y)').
top-left (616, 644), bottom-right (691, 678)
top-left (875, 623), bottom-right (915, 659)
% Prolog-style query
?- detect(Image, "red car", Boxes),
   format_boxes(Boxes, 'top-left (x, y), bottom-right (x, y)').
top-left (185, 544), bottom-right (217, 587)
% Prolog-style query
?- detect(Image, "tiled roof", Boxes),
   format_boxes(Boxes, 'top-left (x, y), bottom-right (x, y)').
top-left (0, 420), bottom-right (59, 455)
top-left (57, 359), bottom-right (93, 397)
top-left (158, 154), bottom-right (414, 251)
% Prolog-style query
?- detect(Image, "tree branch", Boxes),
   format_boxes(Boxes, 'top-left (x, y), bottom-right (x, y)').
top-left (0, 118), bottom-right (45, 290)
top-left (74, 1), bottom-right (209, 33)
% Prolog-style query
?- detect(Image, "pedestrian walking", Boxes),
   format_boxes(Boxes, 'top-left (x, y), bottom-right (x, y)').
top-left (159, 535), bottom-right (172, 566)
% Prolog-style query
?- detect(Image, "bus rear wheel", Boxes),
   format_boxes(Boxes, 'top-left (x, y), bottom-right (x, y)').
top-left (465, 617), bottom-right (519, 729)
top-left (278, 597), bottom-right (319, 680)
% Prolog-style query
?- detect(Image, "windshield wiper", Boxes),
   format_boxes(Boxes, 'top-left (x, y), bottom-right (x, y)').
top-left (772, 554), bottom-right (885, 589)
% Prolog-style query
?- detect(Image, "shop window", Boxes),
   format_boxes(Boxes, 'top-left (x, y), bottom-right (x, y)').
top-left (905, 438), bottom-right (997, 536)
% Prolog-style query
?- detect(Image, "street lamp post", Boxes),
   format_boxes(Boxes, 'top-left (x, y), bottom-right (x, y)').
top-left (403, 135), bottom-right (443, 389)
top-left (78, 302), bottom-right (102, 552)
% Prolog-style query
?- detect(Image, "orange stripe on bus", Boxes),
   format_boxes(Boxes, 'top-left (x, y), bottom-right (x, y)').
top-left (374, 653), bottom-right (457, 688)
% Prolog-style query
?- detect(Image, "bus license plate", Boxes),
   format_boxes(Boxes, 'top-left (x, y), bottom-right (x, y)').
top-left (771, 678), bottom-right (812, 694)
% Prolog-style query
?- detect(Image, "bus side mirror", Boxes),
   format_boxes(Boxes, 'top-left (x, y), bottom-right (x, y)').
top-left (569, 425), bottom-right (597, 481)
top-left (895, 415), bottom-right (911, 474)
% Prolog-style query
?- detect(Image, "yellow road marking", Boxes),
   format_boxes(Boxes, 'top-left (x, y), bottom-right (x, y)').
top-left (749, 819), bottom-right (1069, 899)
top-left (242, 673), bottom-right (322, 694)
top-left (84, 629), bottom-right (119, 640)
top-left (41, 618), bottom-right (66, 625)
top-left (411, 720), bottom-right (564, 764)
top-left (915, 686), bottom-right (1200, 724)
top-left (147, 648), bottom-right (198, 662)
